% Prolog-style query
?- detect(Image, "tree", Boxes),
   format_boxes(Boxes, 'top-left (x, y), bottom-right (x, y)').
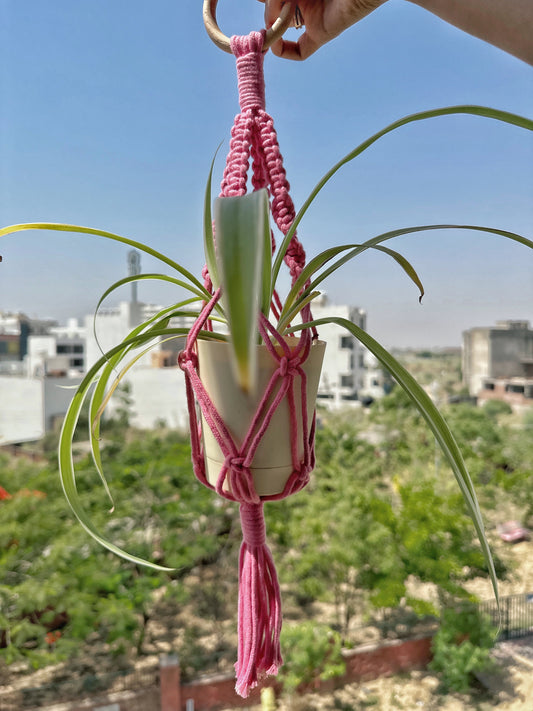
top-left (268, 397), bottom-right (508, 638)
top-left (0, 432), bottom-right (236, 668)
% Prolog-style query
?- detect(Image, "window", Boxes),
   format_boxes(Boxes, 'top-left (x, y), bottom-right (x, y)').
top-left (340, 375), bottom-right (354, 388)
top-left (73, 344), bottom-right (84, 353)
top-left (505, 384), bottom-right (524, 394)
top-left (340, 336), bottom-right (353, 350)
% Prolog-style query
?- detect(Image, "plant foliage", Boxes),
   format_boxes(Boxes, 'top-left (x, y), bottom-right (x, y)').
top-left (278, 622), bottom-right (346, 694)
top-left (430, 605), bottom-right (497, 692)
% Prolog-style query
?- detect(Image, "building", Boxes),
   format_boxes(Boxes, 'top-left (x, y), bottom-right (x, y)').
top-left (1, 257), bottom-right (386, 444)
top-left (462, 320), bottom-right (533, 410)
top-left (0, 374), bottom-right (83, 445)
top-left (0, 312), bottom-right (30, 365)
top-left (0, 316), bottom-right (86, 445)
top-left (27, 318), bottom-right (87, 377)
top-left (311, 295), bottom-right (386, 409)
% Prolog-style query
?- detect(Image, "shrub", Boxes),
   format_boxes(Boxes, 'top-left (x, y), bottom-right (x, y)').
top-left (279, 622), bottom-right (345, 695)
top-left (482, 399), bottom-right (513, 420)
top-left (429, 604), bottom-right (497, 692)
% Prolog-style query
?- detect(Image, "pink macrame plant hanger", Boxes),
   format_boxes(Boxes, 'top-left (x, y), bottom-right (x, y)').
top-left (179, 31), bottom-right (319, 698)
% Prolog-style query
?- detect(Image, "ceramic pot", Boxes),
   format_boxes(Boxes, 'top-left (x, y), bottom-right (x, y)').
top-left (197, 338), bottom-right (326, 496)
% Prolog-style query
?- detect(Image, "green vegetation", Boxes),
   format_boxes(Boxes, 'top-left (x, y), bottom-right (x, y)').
top-left (278, 622), bottom-right (345, 694)
top-left (0, 429), bottom-right (237, 671)
top-left (1, 390), bottom-right (531, 693)
top-left (429, 605), bottom-right (497, 692)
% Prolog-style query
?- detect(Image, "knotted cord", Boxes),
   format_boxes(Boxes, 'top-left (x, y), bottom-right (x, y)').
top-left (180, 31), bottom-right (319, 698)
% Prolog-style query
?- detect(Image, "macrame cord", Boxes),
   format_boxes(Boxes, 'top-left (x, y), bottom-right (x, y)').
top-left (179, 31), bottom-right (317, 698)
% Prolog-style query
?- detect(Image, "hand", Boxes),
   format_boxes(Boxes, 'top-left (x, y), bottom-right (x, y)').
top-left (259, 0), bottom-right (387, 60)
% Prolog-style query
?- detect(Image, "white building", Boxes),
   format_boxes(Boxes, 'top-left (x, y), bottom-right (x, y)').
top-left (27, 318), bottom-right (87, 378)
top-left (82, 298), bottom-right (191, 430)
top-left (311, 295), bottom-right (386, 409)
top-left (1, 257), bottom-right (386, 445)
top-left (0, 375), bottom-right (83, 445)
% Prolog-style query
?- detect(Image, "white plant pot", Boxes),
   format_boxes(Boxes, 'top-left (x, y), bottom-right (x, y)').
top-left (197, 338), bottom-right (326, 497)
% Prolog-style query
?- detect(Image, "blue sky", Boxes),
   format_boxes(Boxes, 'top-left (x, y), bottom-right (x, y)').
top-left (1, 0), bottom-right (532, 347)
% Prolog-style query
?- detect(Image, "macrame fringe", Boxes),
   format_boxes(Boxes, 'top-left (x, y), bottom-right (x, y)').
top-left (235, 502), bottom-right (282, 697)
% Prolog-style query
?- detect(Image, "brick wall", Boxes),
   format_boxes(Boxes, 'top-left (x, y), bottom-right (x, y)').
top-left (173, 635), bottom-right (434, 711)
top-left (180, 674), bottom-right (271, 711)
top-left (342, 635), bottom-right (433, 682)
top-left (26, 635), bottom-right (433, 711)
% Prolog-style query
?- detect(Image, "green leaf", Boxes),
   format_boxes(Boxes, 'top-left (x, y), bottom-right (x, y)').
top-left (0, 222), bottom-right (206, 293)
top-left (279, 224), bottom-right (533, 331)
top-left (260, 196), bottom-right (273, 320)
top-left (288, 316), bottom-right (499, 605)
top-left (95, 273), bottom-right (209, 310)
top-left (272, 105), bottom-right (533, 290)
top-left (203, 150), bottom-right (220, 290)
top-left (214, 189), bottom-right (270, 393)
top-left (88, 303), bottom-right (200, 494)
top-left (90, 273), bottom-right (215, 361)
top-left (372, 244), bottom-right (425, 303)
top-left (278, 238), bottom-right (427, 331)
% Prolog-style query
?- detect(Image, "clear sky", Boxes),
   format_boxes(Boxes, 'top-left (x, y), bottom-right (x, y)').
top-left (1, 1), bottom-right (532, 348)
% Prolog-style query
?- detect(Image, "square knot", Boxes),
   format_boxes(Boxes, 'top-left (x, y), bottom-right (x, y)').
top-left (178, 350), bottom-right (197, 371)
top-left (278, 355), bottom-right (300, 378)
top-left (225, 454), bottom-right (246, 473)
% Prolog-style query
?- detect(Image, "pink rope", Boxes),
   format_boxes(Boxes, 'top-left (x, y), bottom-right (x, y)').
top-left (235, 501), bottom-right (282, 696)
top-left (180, 32), bottom-right (319, 698)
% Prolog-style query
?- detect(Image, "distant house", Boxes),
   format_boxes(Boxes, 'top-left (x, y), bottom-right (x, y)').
top-left (0, 313), bottom-right (85, 445)
top-left (1, 256), bottom-right (386, 445)
top-left (0, 312), bottom-right (31, 369)
top-left (27, 318), bottom-right (87, 377)
top-left (310, 295), bottom-right (386, 409)
top-left (462, 320), bottom-right (533, 410)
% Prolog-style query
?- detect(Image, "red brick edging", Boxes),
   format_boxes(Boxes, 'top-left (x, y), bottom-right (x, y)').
top-left (175, 634), bottom-right (434, 710)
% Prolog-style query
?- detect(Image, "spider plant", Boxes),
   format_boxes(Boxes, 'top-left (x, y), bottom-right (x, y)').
top-left (1, 105), bottom-right (532, 599)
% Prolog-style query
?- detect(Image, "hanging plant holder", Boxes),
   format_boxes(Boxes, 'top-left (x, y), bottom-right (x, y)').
top-left (178, 6), bottom-right (325, 696)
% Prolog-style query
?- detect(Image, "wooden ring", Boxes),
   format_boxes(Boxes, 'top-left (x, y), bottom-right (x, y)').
top-left (203, 0), bottom-right (293, 53)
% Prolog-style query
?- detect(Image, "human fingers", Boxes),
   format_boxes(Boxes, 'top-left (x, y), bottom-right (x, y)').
top-left (270, 32), bottom-right (321, 60)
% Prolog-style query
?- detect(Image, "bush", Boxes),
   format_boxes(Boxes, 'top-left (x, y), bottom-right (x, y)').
top-left (279, 622), bottom-right (345, 695)
top-left (429, 605), bottom-right (497, 693)
top-left (482, 399), bottom-right (513, 420)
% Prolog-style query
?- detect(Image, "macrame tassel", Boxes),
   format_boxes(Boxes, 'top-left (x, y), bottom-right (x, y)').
top-left (235, 502), bottom-right (282, 697)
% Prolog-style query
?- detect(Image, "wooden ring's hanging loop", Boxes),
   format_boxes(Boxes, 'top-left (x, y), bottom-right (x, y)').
top-left (203, 0), bottom-right (293, 53)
